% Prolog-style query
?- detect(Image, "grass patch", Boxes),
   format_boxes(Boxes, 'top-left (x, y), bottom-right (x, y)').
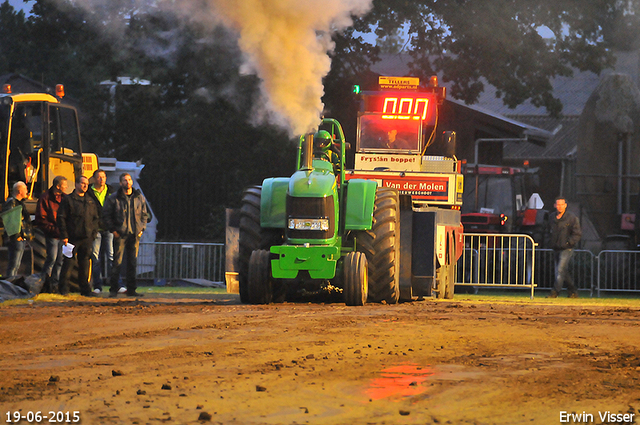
top-left (452, 288), bottom-right (640, 307)
top-left (140, 286), bottom-right (228, 295)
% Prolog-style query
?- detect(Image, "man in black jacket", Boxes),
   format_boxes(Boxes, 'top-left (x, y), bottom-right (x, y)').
top-left (548, 197), bottom-right (582, 298)
top-left (57, 175), bottom-right (100, 296)
top-left (104, 172), bottom-right (149, 297)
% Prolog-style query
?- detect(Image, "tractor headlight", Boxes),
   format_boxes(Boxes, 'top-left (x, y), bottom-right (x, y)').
top-left (288, 218), bottom-right (329, 231)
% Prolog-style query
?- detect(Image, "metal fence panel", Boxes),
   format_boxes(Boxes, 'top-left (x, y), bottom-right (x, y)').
top-left (137, 242), bottom-right (225, 284)
top-left (535, 249), bottom-right (595, 294)
top-left (134, 242), bottom-right (640, 297)
top-left (456, 233), bottom-right (536, 298)
top-left (597, 250), bottom-right (640, 296)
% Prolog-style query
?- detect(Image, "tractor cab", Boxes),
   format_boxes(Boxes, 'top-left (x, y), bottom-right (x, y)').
top-left (358, 113), bottom-right (422, 154)
top-left (0, 85), bottom-right (85, 212)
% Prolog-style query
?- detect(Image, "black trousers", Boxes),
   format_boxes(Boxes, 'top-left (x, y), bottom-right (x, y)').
top-left (109, 233), bottom-right (140, 294)
top-left (59, 238), bottom-right (93, 295)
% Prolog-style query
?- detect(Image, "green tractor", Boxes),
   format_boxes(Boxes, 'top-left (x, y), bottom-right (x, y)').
top-left (226, 118), bottom-right (399, 306)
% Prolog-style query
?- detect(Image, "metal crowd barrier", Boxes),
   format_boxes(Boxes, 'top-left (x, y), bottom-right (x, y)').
top-left (456, 233), bottom-right (536, 299)
top-left (535, 249), bottom-right (596, 295)
top-left (137, 242), bottom-right (225, 284)
top-left (132, 241), bottom-right (640, 297)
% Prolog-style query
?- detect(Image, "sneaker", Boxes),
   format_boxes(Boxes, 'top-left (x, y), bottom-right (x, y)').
top-left (568, 292), bottom-right (579, 298)
top-left (93, 288), bottom-right (102, 294)
top-left (546, 291), bottom-right (558, 298)
top-left (118, 287), bottom-right (127, 294)
top-left (126, 291), bottom-right (144, 297)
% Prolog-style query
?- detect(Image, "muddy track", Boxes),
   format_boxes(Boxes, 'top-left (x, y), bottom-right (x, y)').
top-left (0, 294), bottom-right (639, 424)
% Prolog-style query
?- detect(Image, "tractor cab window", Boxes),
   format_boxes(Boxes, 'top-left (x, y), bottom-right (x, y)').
top-left (49, 105), bottom-right (80, 155)
top-left (10, 103), bottom-right (43, 154)
top-left (0, 104), bottom-right (9, 146)
top-left (513, 174), bottom-right (527, 211)
top-left (7, 103), bottom-right (43, 186)
top-left (462, 175), bottom-right (514, 217)
top-left (357, 114), bottom-right (421, 153)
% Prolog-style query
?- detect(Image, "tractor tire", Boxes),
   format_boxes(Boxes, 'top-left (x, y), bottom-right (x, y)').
top-left (30, 228), bottom-right (80, 293)
top-left (248, 250), bottom-right (273, 304)
top-left (356, 187), bottom-right (400, 304)
top-left (343, 251), bottom-right (368, 306)
top-left (238, 186), bottom-right (282, 304)
top-left (31, 229), bottom-right (47, 273)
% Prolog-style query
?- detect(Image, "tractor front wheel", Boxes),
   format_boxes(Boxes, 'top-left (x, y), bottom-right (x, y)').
top-left (356, 187), bottom-right (399, 304)
top-left (343, 251), bottom-right (368, 306)
top-left (248, 249), bottom-right (273, 304)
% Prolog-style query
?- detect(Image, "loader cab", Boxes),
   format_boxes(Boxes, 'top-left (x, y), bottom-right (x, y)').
top-left (1, 89), bottom-right (83, 211)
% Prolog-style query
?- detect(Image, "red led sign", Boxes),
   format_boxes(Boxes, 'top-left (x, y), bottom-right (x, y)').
top-left (364, 93), bottom-right (437, 124)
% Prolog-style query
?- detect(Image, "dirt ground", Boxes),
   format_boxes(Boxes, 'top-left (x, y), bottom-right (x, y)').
top-left (1, 292), bottom-right (639, 425)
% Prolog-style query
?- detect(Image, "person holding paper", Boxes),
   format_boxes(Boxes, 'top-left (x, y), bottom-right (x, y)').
top-left (2, 181), bottom-right (32, 277)
top-left (57, 175), bottom-right (99, 296)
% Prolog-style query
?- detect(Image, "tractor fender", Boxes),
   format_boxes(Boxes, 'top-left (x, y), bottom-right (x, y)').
top-left (260, 177), bottom-right (289, 228)
top-left (344, 179), bottom-right (378, 230)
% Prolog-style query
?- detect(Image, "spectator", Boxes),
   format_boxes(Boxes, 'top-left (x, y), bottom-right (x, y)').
top-left (86, 169), bottom-right (119, 294)
top-left (104, 172), bottom-right (149, 298)
top-left (57, 175), bottom-right (99, 296)
top-left (34, 176), bottom-right (68, 293)
top-left (2, 181), bottom-right (32, 277)
top-left (548, 196), bottom-right (582, 298)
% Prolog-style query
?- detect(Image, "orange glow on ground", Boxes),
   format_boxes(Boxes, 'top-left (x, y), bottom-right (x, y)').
top-left (365, 363), bottom-right (434, 401)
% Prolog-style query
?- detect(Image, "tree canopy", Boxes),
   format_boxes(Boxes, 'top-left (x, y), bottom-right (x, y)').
top-left (330, 0), bottom-right (640, 116)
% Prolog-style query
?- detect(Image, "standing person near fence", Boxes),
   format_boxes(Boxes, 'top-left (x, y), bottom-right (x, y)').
top-left (86, 169), bottom-right (118, 294)
top-left (548, 196), bottom-right (582, 298)
top-left (57, 175), bottom-right (100, 296)
top-left (104, 172), bottom-right (149, 298)
top-left (2, 181), bottom-right (33, 278)
top-left (35, 176), bottom-right (68, 293)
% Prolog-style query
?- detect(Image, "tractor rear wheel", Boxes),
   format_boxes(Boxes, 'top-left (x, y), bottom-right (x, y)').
top-left (30, 228), bottom-right (80, 293)
top-left (32, 229), bottom-right (47, 273)
top-left (343, 251), bottom-right (368, 306)
top-left (238, 186), bottom-right (282, 304)
top-left (356, 187), bottom-right (399, 304)
top-left (248, 249), bottom-right (272, 304)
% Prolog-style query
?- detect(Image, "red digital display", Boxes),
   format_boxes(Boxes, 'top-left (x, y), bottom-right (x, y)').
top-left (363, 93), bottom-right (437, 124)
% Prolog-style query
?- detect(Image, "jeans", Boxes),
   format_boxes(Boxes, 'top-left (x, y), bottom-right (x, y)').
top-left (42, 237), bottom-right (64, 288)
top-left (59, 238), bottom-right (93, 296)
top-left (6, 238), bottom-right (25, 277)
top-left (553, 249), bottom-right (577, 294)
top-left (109, 234), bottom-right (140, 294)
top-left (91, 231), bottom-right (114, 290)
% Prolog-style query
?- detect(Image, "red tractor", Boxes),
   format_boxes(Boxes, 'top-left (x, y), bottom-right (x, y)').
top-left (461, 163), bottom-right (548, 246)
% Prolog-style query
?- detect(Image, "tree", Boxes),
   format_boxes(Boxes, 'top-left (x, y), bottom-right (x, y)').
top-left (325, 0), bottom-right (640, 118)
top-left (0, 1), bottom-right (30, 74)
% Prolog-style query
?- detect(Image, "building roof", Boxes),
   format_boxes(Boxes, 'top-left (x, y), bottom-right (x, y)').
top-left (370, 50), bottom-right (640, 160)
top-left (502, 115), bottom-right (579, 159)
